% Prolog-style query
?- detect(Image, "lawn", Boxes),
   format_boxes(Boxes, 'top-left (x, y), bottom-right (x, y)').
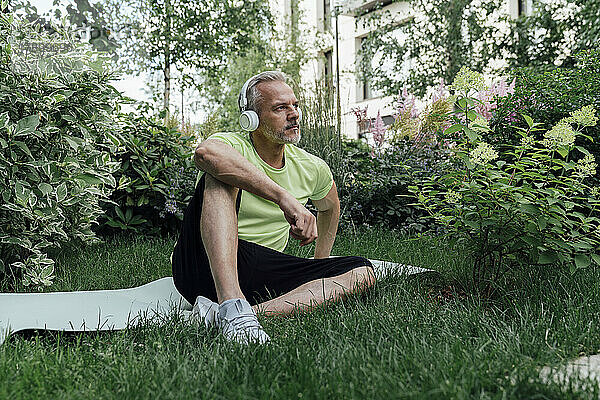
top-left (1, 227), bottom-right (599, 399)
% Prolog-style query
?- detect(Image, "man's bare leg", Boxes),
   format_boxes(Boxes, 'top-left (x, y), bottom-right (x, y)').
top-left (201, 174), bottom-right (375, 316)
top-left (200, 175), bottom-right (270, 344)
top-left (200, 174), bottom-right (245, 303)
top-left (253, 266), bottom-right (376, 316)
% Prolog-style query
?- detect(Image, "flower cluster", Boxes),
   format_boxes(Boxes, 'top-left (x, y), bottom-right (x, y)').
top-left (575, 154), bottom-right (597, 178)
top-left (430, 79), bottom-right (448, 104)
top-left (520, 135), bottom-right (534, 148)
top-left (370, 112), bottom-right (387, 149)
top-left (475, 77), bottom-right (516, 119)
top-left (543, 122), bottom-right (576, 149)
top-left (396, 87), bottom-right (418, 118)
top-left (470, 142), bottom-right (498, 166)
top-left (164, 198), bottom-right (179, 214)
top-left (444, 189), bottom-right (462, 204)
top-left (351, 106), bottom-right (368, 124)
top-left (591, 187), bottom-right (600, 198)
top-left (449, 66), bottom-right (486, 93)
top-left (568, 105), bottom-right (598, 127)
top-left (160, 166), bottom-right (184, 219)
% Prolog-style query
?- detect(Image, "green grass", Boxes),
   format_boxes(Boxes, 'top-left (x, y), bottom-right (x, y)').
top-left (1, 227), bottom-right (600, 399)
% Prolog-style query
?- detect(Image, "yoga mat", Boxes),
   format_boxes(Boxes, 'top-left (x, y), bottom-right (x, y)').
top-left (0, 259), bottom-right (432, 345)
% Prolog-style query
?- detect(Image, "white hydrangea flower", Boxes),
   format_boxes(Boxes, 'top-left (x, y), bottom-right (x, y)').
top-left (570, 105), bottom-right (598, 127)
top-left (520, 136), bottom-right (534, 148)
top-left (444, 189), bottom-right (462, 204)
top-left (543, 122), bottom-right (576, 149)
top-left (575, 154), bottom-right (597, 178)
top-left (449, 67), bottom-right (486, 93)
top-left (470, 142), bottom-right (498, 166)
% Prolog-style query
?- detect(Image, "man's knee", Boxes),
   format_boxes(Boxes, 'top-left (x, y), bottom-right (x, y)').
top-left (350, 265), bottom-right (376, 289)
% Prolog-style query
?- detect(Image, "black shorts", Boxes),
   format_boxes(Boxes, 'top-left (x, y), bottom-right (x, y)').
top-left (171, 174), bottom-right (373, 306)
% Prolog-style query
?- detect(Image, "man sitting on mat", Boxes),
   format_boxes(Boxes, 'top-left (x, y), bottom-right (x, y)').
top-left (171, 71), bottom-right (375, 344)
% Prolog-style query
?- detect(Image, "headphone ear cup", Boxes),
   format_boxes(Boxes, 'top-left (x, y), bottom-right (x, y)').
top-left (239, 110), bottom-right (259, 131)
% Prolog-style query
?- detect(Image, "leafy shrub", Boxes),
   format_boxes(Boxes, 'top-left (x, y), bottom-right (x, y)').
top-left (491, 48), bottom-right (600, 184)
top-left (341, 138), bottom-right (453, 234)
top-left (341, 83), bottom-right (458, 233)
top-left (0, 16), bottom-right (120, 287)
top-left (98, 110), bottom-right (197, 236)
top-left (414, 69), bottom-right (600, 293)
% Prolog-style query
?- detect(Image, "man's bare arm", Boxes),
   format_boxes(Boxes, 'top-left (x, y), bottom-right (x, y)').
top-left (195, 139), bottom-right (317, 245)
top-left (311, 182), bottom-right (340, 259)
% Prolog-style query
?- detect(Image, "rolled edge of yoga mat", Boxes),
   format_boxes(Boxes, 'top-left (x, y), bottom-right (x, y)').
top-left (0, 259), bottom-right (434, 344)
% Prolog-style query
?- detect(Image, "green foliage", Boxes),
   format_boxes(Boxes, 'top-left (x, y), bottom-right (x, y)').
top-left (491, 48), bottom-right (600, 183)
top-left (414, 70), bottom-right (600, 291)
top-left (202, 6), bottom-right (313, 131)
top-left (10, 0), bottom-right (117, 53)
top-left (341, 83), bottom-right (456, 233)
top-left (0, 15), bottom-right (121, 287)
top-left (101, 0), bottom-right (271, 113)
top-left (509, 0), bottom-right (600, 69)
top-left (204, 45), bottom-right (274, 132)
top-left (359, 0), bottom-right (600, 97)
top-left (99, 110), bottom-right (197, 236)
top-left (358, 0), bottom-right (508, 97)
top-left (342, 138), bottom-right (453, 234)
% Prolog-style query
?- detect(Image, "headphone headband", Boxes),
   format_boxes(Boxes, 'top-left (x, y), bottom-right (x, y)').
top-left (239, 74), bottom-right (258, 112)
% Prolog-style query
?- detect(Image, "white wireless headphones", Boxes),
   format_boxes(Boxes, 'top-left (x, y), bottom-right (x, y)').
top-left (238, 75), bottom-right (260, 131)
top-left (238, 73), bottom-right (302, 132)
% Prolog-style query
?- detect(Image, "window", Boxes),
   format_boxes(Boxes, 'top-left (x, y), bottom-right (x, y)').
top-left (357, 24), bottom-right (412, 101)
top-left (356, 0), bottom-right (394, 16)
top-left (357, 115), bottom-right (395, 139)
top-left (358, 36), bottom-right (381, 101)
top-left (517, 0), bottom-right (533, 16)
top-left (324, 50), bottom-right (333, 85)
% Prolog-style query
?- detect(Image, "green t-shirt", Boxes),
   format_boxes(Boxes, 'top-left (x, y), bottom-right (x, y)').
top-left (198, 132), bottom-right (334, 252)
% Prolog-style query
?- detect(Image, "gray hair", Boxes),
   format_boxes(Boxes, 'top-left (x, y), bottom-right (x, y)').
top-left (245, 71), bottom-right (287, 113)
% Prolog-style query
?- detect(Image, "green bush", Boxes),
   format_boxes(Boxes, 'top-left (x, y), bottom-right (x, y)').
top-left (0, 16), bottom-right (120, 287)
top-left (98, 110), bottom-right (197, 236)
top-left (341, 138), bottom-right (453, 234)
top-left (415, 69), bottom-right (600, 293)
top-left (339, 85), bottom-right (456, 233)
top-left (491, 48), bottom-right (600, 184)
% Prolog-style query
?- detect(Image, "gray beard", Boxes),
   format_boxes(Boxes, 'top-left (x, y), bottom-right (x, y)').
top-left (265, 127), bottom-right (301, 145)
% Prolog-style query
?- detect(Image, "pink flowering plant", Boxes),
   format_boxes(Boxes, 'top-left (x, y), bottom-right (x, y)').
top-left (344, 91), bottom-right (456, 233)
top-left (411, 68), bottom-right (600, 291)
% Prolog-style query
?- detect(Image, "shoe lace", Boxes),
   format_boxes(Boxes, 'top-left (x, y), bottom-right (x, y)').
top-left (228, 312), bottom-right (262, 332)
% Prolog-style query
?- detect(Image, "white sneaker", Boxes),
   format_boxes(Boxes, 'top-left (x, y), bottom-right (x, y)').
top-left (190, 295), bottom-right (219, 328)
top-left (217, 298), bottom-right (270, 345)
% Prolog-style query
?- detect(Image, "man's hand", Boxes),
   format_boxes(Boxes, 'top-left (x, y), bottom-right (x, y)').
top-left (278, 193), bottom-right (318, 246)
